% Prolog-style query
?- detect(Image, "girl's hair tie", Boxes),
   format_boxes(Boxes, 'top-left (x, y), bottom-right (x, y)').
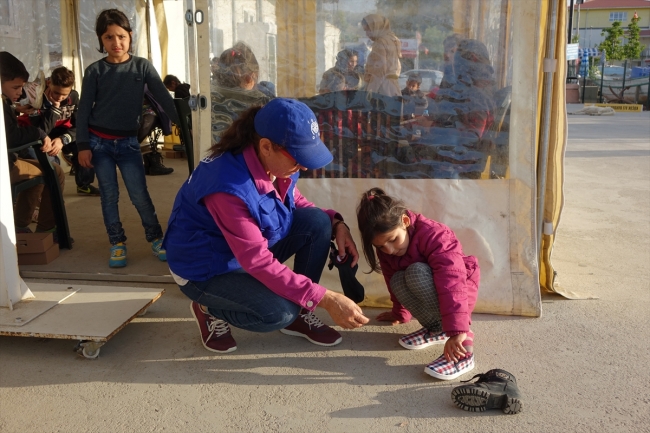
top-left (368, 195), bottom-right (375, 200)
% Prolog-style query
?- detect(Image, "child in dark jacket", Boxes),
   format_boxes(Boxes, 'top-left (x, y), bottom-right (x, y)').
top-left (1, 51), bottom-right (66, 236)
top-left (76, 9), bottom-right (179, 268)
top-left (356, 187), bottom-right (480, 381)
top-left (19, 66), bottom-right (100, 196)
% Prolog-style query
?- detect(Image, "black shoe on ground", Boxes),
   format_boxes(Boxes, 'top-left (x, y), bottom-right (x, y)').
top-left (451, 369), bottom-right (523, 414)
top-left (77, 185), bottom-right (101, 196)
top-left (327, 242), bottom-right (365, 303)
top-left (144, 152), bottom-right (174, 176)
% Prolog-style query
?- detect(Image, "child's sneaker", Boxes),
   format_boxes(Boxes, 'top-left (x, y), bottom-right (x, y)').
top-left (280, 309), bottom-right (342, 346)
top-left (451, 369), bottom-right (523, 414)
top-left (425, 352), bottom-right (475, 381)
top-left (151, 238), bottom-right (166, 261)
top-left (190, 301), bottom-right (237, 353)
top-left (109, 243), bottom-right (127, 268)
top-left (399, 327), bottom-right (448, 350)
top-left (76, 185), bottom-right (101, 196)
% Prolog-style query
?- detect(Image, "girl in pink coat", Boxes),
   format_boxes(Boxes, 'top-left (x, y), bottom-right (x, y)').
top-left (356, 187), bottom-right (480, 380)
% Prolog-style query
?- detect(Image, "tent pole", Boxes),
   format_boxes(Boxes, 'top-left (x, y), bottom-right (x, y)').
top-left (536, 0), bottom-right (559, 252)
top-left (73, 0), bottom-right (84, 76)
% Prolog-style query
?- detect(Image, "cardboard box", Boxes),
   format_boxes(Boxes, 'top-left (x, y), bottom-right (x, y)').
top-left (16, 232), bottom-right (54, 254)
top-left (165, 150), bottom-right (185, 159)
top-left (17, 242), bottom-right (59, 265)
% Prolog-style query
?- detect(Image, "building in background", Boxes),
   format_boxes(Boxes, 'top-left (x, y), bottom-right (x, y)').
top-left (573, 0), bottom-right (650, 49)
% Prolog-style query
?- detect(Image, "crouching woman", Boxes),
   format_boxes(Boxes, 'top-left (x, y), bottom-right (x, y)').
top-left (163, 98), bottom-right (369, 353)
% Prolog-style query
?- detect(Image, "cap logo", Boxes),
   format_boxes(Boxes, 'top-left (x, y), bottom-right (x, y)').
top-left (310, 119), bottom-right (319, 137)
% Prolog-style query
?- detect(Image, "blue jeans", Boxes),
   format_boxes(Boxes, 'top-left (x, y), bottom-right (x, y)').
top-left (179, 207), bottom-right (332, 332)
top-left (89, 133), bottom-right (163, 245)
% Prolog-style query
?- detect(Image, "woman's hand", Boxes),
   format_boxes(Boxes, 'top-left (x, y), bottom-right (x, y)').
top-left (332, 220), bottom-right (359, 267)
top-left (78, 149), bottom-right (93, 168)
top-left (318, 290), bottom-right (369, 329)
top-left (444, 333), bottom-right (468, 363)
top-left (376, 311), bottom-right (408, 325)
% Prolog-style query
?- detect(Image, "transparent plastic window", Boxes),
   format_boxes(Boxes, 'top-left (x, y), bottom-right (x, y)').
top-left (205, 0), bottom-right (512, 180)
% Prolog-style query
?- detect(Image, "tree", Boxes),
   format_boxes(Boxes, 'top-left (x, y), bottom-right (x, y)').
top-left (623, 12), bottom-right (645, 60)
top-left (599, 21), bottom-right (625, 60)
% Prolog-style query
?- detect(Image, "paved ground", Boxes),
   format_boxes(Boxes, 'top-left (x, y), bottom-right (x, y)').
top-left (1, 107), bottom-right (648, 432)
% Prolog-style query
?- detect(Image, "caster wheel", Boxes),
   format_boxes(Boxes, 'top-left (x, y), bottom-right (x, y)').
top-left (137, 307), bottom-right (148, 317)
top-left (82, 345), bottom-right (100, 359)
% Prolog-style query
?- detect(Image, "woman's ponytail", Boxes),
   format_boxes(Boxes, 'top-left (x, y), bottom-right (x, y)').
top-left (208, 105), bottom-right (263, 157)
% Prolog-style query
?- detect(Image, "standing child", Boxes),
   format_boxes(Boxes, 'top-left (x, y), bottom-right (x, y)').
top-left (76, 9), bottom-right (179, 268)
top-left (356, 187), bottom-right (480, 380)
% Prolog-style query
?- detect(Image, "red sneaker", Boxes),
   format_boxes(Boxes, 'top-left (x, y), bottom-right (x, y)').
top-left (280, 309), bottom-right (342, 346)
top-left (189, 301), bottom-right (237, 353)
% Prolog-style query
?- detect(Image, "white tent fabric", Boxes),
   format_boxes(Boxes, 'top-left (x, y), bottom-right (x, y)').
top-left (0, 98), bottom-right (35, 309)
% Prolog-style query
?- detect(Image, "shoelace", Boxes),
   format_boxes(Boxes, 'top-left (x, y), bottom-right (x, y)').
top-left (111, 246), bottom-right (125, 258)
top-left (152, 239), bottom-right (164, 252)
top-left (301, 312), bottom-right (325, 329)
top-left (206, 318), bottom-right (230, 338)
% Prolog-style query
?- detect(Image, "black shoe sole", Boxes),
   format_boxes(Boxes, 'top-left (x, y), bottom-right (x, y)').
top-left (451, 386), bottom-right (522, 414)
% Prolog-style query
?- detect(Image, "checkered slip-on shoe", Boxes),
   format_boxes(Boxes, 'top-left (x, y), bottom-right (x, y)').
top-left (280, 310), bottom-right (342, 346)
top-left (190, 302), bottom-right (237, 353)
top-left (425, 352), bottom-right (475, 381)
top-left (399, 327), bottom-right (448, 350)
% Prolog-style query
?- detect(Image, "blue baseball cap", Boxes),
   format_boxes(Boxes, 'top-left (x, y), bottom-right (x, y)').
top-left (254, 98), bottom-right (333, 170)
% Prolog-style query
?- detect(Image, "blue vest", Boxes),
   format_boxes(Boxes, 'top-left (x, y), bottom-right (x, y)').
top-left (163, 151), bottom-right (299, 281)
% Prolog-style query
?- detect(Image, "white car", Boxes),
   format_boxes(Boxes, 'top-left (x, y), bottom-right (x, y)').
top-left (398, 69), bottom-right (444, 93)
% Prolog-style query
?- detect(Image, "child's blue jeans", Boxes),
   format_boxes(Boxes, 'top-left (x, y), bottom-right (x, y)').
top-left (89, 133), bottom-right (163, 245)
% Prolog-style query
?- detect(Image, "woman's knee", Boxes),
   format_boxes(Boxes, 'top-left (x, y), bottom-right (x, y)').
top-left (294, 208), bottom-right (331, 243)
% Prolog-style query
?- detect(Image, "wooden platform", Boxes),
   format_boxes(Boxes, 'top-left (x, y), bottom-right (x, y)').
top-left (0, 283), bottom-right (164, 358)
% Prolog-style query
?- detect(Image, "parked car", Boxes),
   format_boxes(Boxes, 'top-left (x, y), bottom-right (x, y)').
top-left (398, 69), bottom-right (444, 93)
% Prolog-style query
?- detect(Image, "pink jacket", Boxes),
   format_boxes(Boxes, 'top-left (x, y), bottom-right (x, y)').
top-left (377, 210), bottom-right (480, 333)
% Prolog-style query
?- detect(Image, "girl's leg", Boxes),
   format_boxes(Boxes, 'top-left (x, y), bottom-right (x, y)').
top-left (181, 269), bottom-right (301, 332)
top-left (115, 137), bottom-right (163, 242)
top-left (390, 262), bottom-right (443, 332)
top-left (90, 135), bottom-right (126, 244)
top-left (268, 207), bottom-right (332, 283)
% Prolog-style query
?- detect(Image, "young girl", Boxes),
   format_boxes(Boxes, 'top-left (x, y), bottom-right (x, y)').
top-left (76, 9), bottom-right (179, 268)
top-left (356, 187), bottom-right (480, 380)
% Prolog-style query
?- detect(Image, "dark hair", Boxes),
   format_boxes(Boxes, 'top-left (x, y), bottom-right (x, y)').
top-left (214, 42), bottom-right (259, 88)
top-left (443, 33), bottom-right (463, 51)
top-left (407, 72), bottom-right (422, 84)
top-left (50, 66), bottom-right (75, 87)
top-left (95, 9), bottom-right (132, 54)
top-left (163, 74), bottom-right (180, 87)
top-left (0, 51), bottom-right (29, 82)
top-left (208, 106), bottom-right (263, 157)
top-left (356, 187), bottom-right (408, 273)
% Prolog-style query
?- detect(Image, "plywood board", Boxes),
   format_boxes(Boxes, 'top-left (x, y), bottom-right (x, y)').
top-left (0, 285), bottom-right (80, 327)
top-left (0, 283), bottom-right (164, 341)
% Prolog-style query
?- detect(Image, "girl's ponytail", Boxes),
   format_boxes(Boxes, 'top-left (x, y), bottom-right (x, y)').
top-left (356, 187), bottom-right (407, 273)
top-left (208, 105), bottom-right (263, 157)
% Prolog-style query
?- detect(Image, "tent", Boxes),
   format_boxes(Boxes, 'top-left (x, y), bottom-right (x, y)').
top-left (2, 0), bottom-right (571, 319)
